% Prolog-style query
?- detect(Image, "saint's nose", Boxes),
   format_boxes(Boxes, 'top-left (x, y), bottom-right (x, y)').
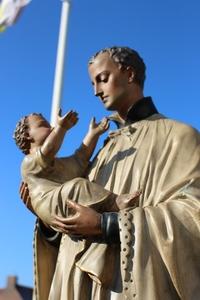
top-left (94, 84), bottom-right (103, 97)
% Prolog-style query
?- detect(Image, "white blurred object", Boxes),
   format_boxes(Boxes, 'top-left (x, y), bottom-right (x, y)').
top-left (0, 0), bottom-right (31, 30)
top-left (50, 0), bottom-right (71, 127)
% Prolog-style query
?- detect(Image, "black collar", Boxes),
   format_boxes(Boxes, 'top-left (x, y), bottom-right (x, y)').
top-left (126, 96), bottom-right (158, 123)
top-left (108, 97), bottom-right (158, 128)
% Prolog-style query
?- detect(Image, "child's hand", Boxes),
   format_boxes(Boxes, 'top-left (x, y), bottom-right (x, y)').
top-left (89, 117), bottom-right (109, 136)
top-left (57, 109), bottom-right (78, 130)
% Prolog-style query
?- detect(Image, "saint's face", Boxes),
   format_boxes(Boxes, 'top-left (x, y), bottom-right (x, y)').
top-left (28, 114), bottom-right (52, 146)
top-left (88, 53), bottom-right (131, 112)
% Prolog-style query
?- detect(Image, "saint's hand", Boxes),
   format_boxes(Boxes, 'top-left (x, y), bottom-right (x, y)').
top-left (19, 181), bottom-right (36, 215)
top-left (51, 200), bottom-right (102, 237)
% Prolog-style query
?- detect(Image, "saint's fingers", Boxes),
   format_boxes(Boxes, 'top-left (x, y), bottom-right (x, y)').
top-left (55, 215), bottom-right (79, 224)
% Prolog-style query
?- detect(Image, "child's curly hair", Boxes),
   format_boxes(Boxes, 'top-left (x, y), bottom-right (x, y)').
top-left (13, 113), bottom-right (42, 155)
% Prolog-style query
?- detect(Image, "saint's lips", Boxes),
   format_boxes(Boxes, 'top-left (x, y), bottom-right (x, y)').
top-left (101, 96), bottom-right (108, 102)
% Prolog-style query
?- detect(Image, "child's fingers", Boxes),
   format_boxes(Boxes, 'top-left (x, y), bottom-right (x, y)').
top-left (70, 112), bottom-right (79, 124)
top-left (104, 119), bottom-right (110, 130)
top-left (99, 117), bottom-right (109, 130)
top-left (100, 117), bottom-right (107, 124)
top-left (67, 111), bottom-right (78, 119)
top-left (90, 117), bottom-right (96, 126)
top-left (71, 117), bottom-right (79, 125)
top-left (62, 110), bottom-right (73, 119)
top-left (102, 117), bottom-right (109, 125)
top-left (59, 109), bottom-right (78, 119)
top-left (57, 108), bottom-right (62, 117)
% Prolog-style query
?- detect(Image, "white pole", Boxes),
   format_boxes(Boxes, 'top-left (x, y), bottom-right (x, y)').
top-left (50, 0), bottom-right (71, 126)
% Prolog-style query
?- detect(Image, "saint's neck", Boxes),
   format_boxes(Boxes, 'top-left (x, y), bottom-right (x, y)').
top-left (117, 86), bottom-right (144, 120)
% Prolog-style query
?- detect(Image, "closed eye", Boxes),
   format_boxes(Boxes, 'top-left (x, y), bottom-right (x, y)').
top-left (97, 72), bottom-right (109, 83)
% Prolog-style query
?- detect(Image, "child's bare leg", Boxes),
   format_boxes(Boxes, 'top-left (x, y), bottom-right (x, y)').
top-left (33, 178), bottom-right (141, 227)
top-left (59, 180), bottom-right (141, 214)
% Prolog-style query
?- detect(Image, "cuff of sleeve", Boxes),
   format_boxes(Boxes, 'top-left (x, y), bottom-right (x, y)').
top-left (101, 212), bottom-right (120, 244)
top-left (38, 219), bottom-right (61, 247)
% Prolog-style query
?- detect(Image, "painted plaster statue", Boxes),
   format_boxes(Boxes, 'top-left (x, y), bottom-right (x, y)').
top-left (20, 46), bottom-right (200, 300)
top-left (14, 110), bottom-right (140, 229)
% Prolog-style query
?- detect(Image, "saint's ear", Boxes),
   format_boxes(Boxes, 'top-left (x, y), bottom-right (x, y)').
top-left (126, 66), bottom-right (135, 83)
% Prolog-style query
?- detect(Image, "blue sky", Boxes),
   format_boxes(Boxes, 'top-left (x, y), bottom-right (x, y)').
top-left (0, 0), bottom-right (200, 288)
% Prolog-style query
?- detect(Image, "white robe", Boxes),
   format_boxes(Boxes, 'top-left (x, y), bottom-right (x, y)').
top-left (34, 114), bottom-right (200, 300)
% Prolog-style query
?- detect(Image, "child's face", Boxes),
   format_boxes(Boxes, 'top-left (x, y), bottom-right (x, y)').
top-left (28, 114), bottom-right (52, 147)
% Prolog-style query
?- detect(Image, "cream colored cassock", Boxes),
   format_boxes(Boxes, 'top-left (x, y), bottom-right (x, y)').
top-left (21, 147), bottom-right (115, 227)
top-left (33, 114), bottom-right (200, 300)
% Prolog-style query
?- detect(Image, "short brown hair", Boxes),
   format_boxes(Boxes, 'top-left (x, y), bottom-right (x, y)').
top-left (89, 46), bottom-right (146, 89)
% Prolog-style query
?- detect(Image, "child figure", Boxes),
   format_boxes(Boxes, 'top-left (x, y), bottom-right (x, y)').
top-left (13, 110), bottom-right (140, 228)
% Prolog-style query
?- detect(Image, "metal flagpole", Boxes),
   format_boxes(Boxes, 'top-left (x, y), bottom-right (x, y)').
top-left (50, 0), bottom-right (71, 126)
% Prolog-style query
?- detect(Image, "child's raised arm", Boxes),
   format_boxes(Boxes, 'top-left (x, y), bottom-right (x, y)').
top-left (81, 117), bottom-right (109, 161)
top-left (41, 109), bottom-right (78, 160)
